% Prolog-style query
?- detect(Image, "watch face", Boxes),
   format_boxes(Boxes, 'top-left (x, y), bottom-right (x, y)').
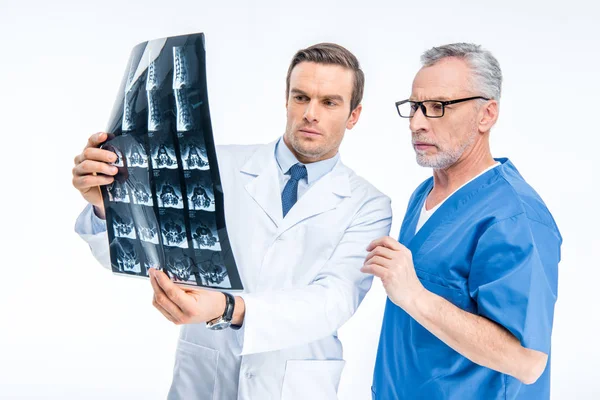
top-left (207, 319), bottom-right (231, 330)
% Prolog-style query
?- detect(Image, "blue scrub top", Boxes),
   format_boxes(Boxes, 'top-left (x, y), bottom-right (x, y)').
top-left (372, 159), bottom-right (562, 400)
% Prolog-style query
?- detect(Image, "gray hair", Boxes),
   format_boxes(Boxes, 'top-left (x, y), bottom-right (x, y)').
top-left (421, 43), bottom-right (502, 101)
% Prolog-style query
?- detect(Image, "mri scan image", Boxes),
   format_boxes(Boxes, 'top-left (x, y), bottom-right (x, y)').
top-left (112, 238), bottom-right (142, 274)
top-left (159, 209), bottom-right (188, 249)
top-left (107, 181), bottom-right (130, 203)
top-left (155, 170), bottom-right (183, 209)
top-left (126, 139), bottom-right (148, 169)
top-left (185, 170), bottom-right (215, 211)
top-left (112, 210), bottom-right (136, 240)
top-left (189, 212), bottom-right (220, 251)
top-left (128, 168), bottom-right (153, 207)
top-left (101, 33), bottom-right (242, 290)
top-left (147, 89), bottom-right (162, 132)
top-left (141, 242), bottom-right (161, 275)
top-left (164, 248), bottom-right (196, 283)
top-left (180, 134), bottom-right (209, 170)
top-left (151, 139), bottom-right (178, 170)
top-left (194, 250), bottom-right (231, 289)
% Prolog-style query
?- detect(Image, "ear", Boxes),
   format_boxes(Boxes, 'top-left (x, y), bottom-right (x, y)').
top-left (478, 100), bottom-right (499, 133)
top-left (346, 104), bottom-right (363, 130)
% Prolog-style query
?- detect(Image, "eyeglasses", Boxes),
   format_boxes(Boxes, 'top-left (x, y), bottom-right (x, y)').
top-left (395, 96), bottom-right (490, 118)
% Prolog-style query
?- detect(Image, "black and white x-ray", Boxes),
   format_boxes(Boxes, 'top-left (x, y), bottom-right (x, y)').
top-left (155, 170), bottom-right (184, 209)
top-left (150, 133), bottom-right (179, 170)
top-left (140, 241), bottom-right (161, 274)
top-left (164, 247), bottom-right (196, 283)
top-left (98, 33), bottom-right (243, 290)
top-left (111, 238), bottom-right (143, 274)
top-left (131, 204), bottom-right (159, 244)
top-left (125, 135), bottom-right (149, 169)
top-left (189, 211), bottom-right (220, 251)
top-left (194, 250), bottom-right (231, 289)
top-left (185, 170), bottom-right (215, 211)
top-left (107, 180), bottom-right (130, 203)
top-left (129, 168), bottom-right (153, 206)
top-left (179, 133), bottom-right (210, 170)
top-left (110, 203), bottom-right (137, 240)
top-left (159, 209), bottom-right (188, 249)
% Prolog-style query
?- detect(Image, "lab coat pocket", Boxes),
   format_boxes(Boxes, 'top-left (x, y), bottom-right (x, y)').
top-left (281, 359), bottom-right (346, 400)
top-left (168, 339), bottom-right (219, 400)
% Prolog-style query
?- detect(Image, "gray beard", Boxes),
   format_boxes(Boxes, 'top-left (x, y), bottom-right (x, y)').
top-left (413, 131), bottom-right (476, 169)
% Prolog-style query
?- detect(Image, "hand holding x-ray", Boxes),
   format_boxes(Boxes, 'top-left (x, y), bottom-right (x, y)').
top-left (72, 131), bottom-right (119, 219)
top-left (149, 267), bottom-right (227, 324)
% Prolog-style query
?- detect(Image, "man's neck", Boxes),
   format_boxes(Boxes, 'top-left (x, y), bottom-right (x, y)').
top-left (282, 135), bottom-right (338, 164)
top-left (427, 146), bottom-right (495, 210)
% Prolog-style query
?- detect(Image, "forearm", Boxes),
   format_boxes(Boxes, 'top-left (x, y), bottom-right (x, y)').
top-left (237, 275), bottom-right (367, 355)
top-left (407, 289), bottom-right (547, 384)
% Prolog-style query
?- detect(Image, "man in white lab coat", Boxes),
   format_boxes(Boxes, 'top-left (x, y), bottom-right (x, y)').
top-left (72, 43), bottom-right (392, 399)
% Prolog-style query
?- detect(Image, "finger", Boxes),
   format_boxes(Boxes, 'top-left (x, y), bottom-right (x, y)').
top-left (152, 295), bottom-right (179, 324)
top-left (86, 132), bottom-right (110, 149)
top-left (72, 175), bottom-right (115, 190)
top-left (367, 236), bottom-right (403, 252)
top-left (361, 262), bottom-right (389, 279)
top-left (149, 270), bottom-right (184, 320)
top-left (73, 160), bottom-right (119, 177)
top-left (75, 147), bottom-right (119, 165)
top-left (364, 255), bottom-right (393, 269)
top-left (364, 246), bottom-right (396, 263)
top-left (152, 269), bottom-right (193, 312)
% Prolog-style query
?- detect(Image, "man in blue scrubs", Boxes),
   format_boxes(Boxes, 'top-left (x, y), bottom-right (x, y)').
top-left (363, 43), bottom-right (562, 399)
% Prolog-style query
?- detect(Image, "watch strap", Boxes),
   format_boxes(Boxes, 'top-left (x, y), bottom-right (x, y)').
top-left (222, 292), bottom-right (235, 322)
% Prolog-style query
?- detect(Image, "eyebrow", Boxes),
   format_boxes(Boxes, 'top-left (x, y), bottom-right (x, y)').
top-left (409, 96), bottom-right (452, 102)
top-left (290, 88), bottom-right (345, 103)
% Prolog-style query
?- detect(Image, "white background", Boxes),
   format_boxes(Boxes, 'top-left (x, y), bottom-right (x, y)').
top-left (1, 0), bottom-right (598, 398)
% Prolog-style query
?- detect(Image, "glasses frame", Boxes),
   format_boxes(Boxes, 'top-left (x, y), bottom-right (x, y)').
top-left (395, 96), bottom-right (490, 118)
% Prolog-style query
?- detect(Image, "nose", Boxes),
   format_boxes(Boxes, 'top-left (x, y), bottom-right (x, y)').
top-left (409, 105), bottom-right (429, 134)
top-left (303, 100), bottom-right (319, 124)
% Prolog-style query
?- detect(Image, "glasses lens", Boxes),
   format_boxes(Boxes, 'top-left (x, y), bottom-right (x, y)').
top-left (397, 102), bottom-right (415, 118)
top-left (424, 101), bottom-right (444, 117)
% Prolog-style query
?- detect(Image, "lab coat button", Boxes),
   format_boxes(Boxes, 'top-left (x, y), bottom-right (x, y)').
top-left (245, 372), bottom-right (254, 379)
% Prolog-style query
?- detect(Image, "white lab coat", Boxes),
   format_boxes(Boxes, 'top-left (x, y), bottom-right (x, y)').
top-left (76, 140), bottom-right (392, 399)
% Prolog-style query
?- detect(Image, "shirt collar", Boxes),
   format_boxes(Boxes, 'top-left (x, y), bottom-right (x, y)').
top-left (275, 137), bottom-right (339, 184)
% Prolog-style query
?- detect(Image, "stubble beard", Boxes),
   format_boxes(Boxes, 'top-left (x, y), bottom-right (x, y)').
top-left (284, 124), bottom-right (330, 161)
top-left (413, 129), bottom-right (477, 169)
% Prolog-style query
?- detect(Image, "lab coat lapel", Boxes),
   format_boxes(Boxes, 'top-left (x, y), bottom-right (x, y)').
top-left (277, 161), bottom-right (351, 236)
top-left (242, 141), bottom-right (283, 228)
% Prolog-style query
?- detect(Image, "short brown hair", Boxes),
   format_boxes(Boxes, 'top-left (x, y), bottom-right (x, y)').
top-left (285, 43), bottom-right (364, 113)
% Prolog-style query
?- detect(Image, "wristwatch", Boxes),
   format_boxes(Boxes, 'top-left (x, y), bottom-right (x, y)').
top-left (206, 292), bottom-right (237, 330)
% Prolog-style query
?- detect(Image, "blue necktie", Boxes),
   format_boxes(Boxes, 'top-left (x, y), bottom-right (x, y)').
top-left (281, 163), bottom-right (307, 217)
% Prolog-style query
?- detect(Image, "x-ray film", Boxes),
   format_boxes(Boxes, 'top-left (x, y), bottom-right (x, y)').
top-left (99, 33), bottom-right (243, 290)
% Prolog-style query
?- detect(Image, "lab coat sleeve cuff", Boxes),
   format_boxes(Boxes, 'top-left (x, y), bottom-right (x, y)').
top-left (236, 290), bottom-right (332, 356)
top-left (236, 292), bottom-right (258, 356)
top-left (75, 204), bottom-right (111, 270)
